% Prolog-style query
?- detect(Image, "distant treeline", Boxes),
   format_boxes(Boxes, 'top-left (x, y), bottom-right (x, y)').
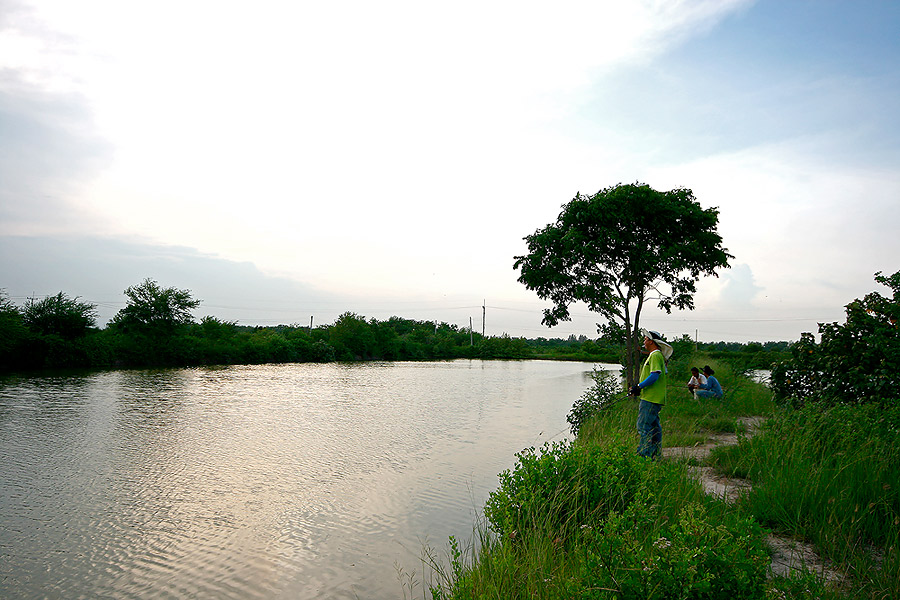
top-left (0, 279), bottom-right (790, 373)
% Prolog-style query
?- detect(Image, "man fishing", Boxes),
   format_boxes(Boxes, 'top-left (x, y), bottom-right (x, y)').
top-left (629, 329), bottom-right (673, 459)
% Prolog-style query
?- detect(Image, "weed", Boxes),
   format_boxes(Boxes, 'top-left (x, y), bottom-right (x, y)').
top-left (426, 353), bottom-right (896, 599)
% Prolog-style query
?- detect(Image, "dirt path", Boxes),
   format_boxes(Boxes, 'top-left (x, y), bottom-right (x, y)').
top-left (662, 416), bottom-right (844, 583)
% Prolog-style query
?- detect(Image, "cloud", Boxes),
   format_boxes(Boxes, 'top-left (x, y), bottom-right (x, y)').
top-left (0, 73), bottom-right (112, 235)
top-left (718, 263), bottom-right (762, 307)
top-left (2, 0), bottom-right (896, 345)
top-left (0, 235), bottom-right (334, 326)
top-left (0, 2), bottom-right (757, 285)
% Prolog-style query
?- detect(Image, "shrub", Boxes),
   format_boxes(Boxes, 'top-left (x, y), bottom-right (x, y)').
top-left (483, 441), bottom-right (650, 538)
top-left (437, 444), bottom-right (779, 600)
top-left (22, 292), bottom-right (97, 340)
top-left (573, 500), bottom-right (770, 599)
top-left (771, 270), bottom-right (900, 408)
top-left (567, 367), bottom-right (627, 435)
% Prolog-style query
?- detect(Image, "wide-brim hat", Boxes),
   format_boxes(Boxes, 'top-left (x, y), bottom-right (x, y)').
top-left (641, 328), bottom-right (674, 361)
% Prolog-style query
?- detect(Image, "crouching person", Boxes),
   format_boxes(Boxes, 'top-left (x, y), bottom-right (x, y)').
top-left (695, 365), bottom-right (724, 400)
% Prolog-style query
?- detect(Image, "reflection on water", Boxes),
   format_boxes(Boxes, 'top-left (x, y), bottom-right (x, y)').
top-left (0, 360), bottom-right (610, 599)
top-left (748, 369), bottom-right (772, 385)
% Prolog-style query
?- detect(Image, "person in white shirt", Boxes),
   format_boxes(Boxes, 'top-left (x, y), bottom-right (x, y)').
top-left (687, 367), bottom-right (707, 398)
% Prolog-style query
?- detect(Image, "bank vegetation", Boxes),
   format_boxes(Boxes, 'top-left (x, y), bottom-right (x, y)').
top-left (419, 272), bottom-right (900, 600)
top-left (1, 278), bottom-right (784, 373)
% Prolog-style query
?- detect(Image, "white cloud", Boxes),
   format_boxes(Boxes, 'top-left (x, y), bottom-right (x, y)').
top-left (0, 1), bottom-right (747, 289)
top-left (6, 0), bottom-right (898, 343)
top-left (645, 139), bottom-right (900, 329)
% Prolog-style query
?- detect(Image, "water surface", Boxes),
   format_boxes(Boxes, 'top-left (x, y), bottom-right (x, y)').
top-left (0, 360), bottom-right (611, 599)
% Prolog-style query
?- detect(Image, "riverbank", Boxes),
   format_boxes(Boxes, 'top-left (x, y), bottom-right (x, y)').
top-left (0, 311), bottom-right (624, 373)
top-left (421, 357), bottom-right (899, 599)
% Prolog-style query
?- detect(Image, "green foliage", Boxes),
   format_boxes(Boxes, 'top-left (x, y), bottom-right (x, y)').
top-left (484, 442), bottom-right (651, 539)
top-left (669, 333), bottom-right (695, 360)
top-left (701, 340), bottom-right (790, 353)
top-left (328, 312), bottom-right (378, 360)
top-left (596, 321), bottom-right (625, 346)
top-left (22, 292), bottom-right (97, 339)
top-left (525, 335), bottom-right (622, 362)
top-left (514, 182), bottom-right (731, 386)
top-left (572, 500), bottom-right (769, 600)
top-left (771, 270), bottom-right (900, 407)
top-left (436, 439), bottom-right (777, 600)
top-left (0, 291), bottom-right (28, 367)
top-left (710, 403), bottom-right (900, 599)
top-left (566, 368), bottom-right (626, 435)
top-left (110, 278), bottom-right (201, 336)
top-left (474, 334), bottom-right (530, 359)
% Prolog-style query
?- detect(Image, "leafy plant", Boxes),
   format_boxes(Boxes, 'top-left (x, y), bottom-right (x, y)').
top-left (567, 367), bottom-right (627, 435)
top-left (483, 441), bottom-right (650, 538)
top-left (22, 292), bottom-right (97, 339)
top-left (110, 278), bottom-right (201, 336)
top-left (771, 270), bottom-right (900, 407)
top-left (0, 290), bottom-right (28, 364)
top-left (574, 500), bottom-right (770, 599)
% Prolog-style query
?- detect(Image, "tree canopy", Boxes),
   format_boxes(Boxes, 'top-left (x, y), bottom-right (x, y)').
top-left (110, 278), bottom-right (201, 336)
top-left (514, 183), bottom-right (731, 384)
top-left (771, 270), bottom-right (900, 407)
top-left (0, 290), bottom-right (28, 359)
top-left (23, 292), bottom-right (97, 340)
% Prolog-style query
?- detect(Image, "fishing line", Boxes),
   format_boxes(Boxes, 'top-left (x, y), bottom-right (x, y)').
top-left (527, 425), bottom-right (571, 448)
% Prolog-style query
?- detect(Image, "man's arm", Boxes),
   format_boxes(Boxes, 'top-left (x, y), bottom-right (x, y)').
top-left (639, 371), bottom-right (661, 387)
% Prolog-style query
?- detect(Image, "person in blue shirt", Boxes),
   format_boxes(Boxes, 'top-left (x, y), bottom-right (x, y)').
top-left (695, 365), bottom-right (724, 399)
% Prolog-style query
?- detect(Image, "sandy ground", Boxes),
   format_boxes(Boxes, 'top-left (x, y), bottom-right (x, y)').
top-left (662, 416), bottom-right (845, 583)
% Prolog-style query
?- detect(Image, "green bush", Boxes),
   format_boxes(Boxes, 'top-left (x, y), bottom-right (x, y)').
top-left (435, 443), bottom-right (782, 600)
top-left (566, 367), bottom-right (626, 435)
top-left (484, 442), bottom-right (651, 538)
top-left (771, 270), bottom-right (900, 408)
top-left (22, 292), bottom-right (97, 340)
top-left (572, 500), bottom-right (770, 599)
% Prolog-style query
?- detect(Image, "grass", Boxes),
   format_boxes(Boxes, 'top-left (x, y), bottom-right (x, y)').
top-left (414, 355), bottom-right (897, 599)
top-left (708, 403), bottom-right (900, 599)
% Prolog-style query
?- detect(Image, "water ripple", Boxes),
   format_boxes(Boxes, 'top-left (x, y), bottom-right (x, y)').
top-left (0, 360), bottom-right (601, 599)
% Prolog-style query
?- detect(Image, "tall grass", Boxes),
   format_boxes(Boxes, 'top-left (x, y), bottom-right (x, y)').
top-left (425, 441), bottom-right (777, 599)
top-left (576, 356), bottom-right (775, 450)
top-left (420, 353), bottom-right (894, 599)
top-left (710, 403), bottom-right (900, 598)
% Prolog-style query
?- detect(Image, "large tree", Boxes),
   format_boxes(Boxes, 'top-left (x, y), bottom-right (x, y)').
top-left (23, 292), bottom-right (97, 340)
top-left (110, 278), bottom-right (201, 336)
top-left (514, 183), bottom-right (732, 386)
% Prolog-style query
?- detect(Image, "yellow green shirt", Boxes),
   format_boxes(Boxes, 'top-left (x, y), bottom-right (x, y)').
top-left (640, 349), bottom-right (667, 405)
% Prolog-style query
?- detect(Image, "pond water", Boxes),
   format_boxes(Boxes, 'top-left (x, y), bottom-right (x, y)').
top-left (749, 369), bottom-right (772, 385)
top-left (0, 360), bottom-right (614, 599)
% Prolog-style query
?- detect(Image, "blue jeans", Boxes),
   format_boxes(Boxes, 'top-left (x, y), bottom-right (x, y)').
top-left (637, 400), bottom-right (663, 459)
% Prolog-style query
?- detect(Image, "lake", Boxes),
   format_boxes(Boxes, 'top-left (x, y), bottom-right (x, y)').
top-left (0, 360), bottom-right (614, 599)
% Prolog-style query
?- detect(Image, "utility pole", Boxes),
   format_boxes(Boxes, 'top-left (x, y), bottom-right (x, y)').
top-left (310, 316), bottom-right (314, 334)
top-left (482, 300), bottom-right (486, 338)
top-left (470, 317), bottom-right (474, 346)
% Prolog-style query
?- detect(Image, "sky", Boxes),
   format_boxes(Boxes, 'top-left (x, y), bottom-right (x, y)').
top-left (1, 0), bottom-right (899, 343)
